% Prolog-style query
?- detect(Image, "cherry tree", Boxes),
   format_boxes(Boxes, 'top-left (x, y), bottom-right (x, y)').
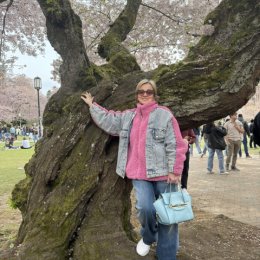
top-left (0, 75), bottom-right (47, 120)
top-left (7, 0), bottom-right (260, 259)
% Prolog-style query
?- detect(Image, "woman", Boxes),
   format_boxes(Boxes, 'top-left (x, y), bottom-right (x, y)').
top-left (181, 129), bottom-right (196, 190)
top-left (205, 122), bottom-right (228, 175)
top-left (81, 79), bottom-right (188, 260)
top-left (20, 137), bottom-right (32, 149)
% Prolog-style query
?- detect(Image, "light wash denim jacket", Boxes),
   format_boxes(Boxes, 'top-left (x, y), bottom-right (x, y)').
top-left (89, 103), bottom-right (187, 178)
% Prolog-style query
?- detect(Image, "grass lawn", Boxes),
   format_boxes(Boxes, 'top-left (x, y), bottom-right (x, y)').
top-left (0, 141), bottom-right (34, 196)
top-left (0, 140), bottom-right (34, 253)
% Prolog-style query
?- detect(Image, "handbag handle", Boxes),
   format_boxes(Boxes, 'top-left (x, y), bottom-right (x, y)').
top-left (166, 183), bottom-right (187, 204)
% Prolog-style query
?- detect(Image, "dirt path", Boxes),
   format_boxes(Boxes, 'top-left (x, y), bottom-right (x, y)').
top-left (176, 153), bottom-right (260, 260)
top-left (0, 194), bottom-right (22, 256)
top-left (189, 154), bottom-right (260, 228)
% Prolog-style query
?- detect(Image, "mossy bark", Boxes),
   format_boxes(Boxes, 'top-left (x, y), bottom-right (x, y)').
top-left (37, 0), bottom-right (90, 94)
top-left (96, 0), bottom-right (142, 74)
top-left (11, 0), bottom-right (260, 259)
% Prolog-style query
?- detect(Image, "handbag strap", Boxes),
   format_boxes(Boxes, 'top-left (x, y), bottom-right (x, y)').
top-left (166, 183), bottom-right (187, 204)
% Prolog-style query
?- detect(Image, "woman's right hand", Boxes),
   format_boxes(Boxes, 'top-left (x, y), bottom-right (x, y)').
top-left (81, 91), bottom-right (94, 108)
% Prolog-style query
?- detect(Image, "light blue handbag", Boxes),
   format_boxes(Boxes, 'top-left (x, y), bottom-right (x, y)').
top-left (153, 185), bottom-right (194, 225)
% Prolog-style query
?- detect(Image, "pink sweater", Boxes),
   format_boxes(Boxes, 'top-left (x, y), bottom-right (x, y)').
top-left (126, 101), bottom-right (185, 181)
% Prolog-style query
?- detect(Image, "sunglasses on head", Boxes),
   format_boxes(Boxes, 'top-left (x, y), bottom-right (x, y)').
top-left (136, 89), bottom-right (154, 96)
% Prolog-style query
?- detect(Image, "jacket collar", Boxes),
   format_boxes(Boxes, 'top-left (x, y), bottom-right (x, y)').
top-left (136, 101), bottom-right (158, 117)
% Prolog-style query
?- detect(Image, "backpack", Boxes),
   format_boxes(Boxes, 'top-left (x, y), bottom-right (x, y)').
top-left (208, 126), bottom-right (227, 150)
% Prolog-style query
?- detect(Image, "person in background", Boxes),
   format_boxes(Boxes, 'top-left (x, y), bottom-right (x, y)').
top-left (81, 79), bottom-right (188, 260)
top-left (205, 122), bottom-right (228, 175)
top-left (190, 127), bottom-right (202, 155)
top-left (249, 119), bottom-right (257, 148)
top-left (16, 127), bottom-right (21, 136)
top-left (238, 114), bottom-right (251, 158)
top-left (181, 129), bottom-right (196, 190)
top-left (200, 124), bottom-right (209, 158)
top-left (5, 138), bottom-right (14, 149)
top-left (10, 125), bottom-right (16, 140)
top-left (224, 112), bottom-right (244, 171)
top-left (20, 137), bottom-right (32, 149)
top-left (5, 136), bottom-right (19, 149)
top-left (253, 111), bottom-right (260, 146)
top-left (32, 127), bottom-right (39, 143)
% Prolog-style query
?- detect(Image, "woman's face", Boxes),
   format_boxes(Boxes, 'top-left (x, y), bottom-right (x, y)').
top-left (137, 83), bottom-right (155, 105)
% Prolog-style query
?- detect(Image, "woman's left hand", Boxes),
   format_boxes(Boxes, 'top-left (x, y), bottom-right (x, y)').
top-left (167, 173), bottom-right (181, 184)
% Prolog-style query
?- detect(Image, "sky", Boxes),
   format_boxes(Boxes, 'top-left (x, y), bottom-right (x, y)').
top-left (13, 41), bottom-right (60, 96)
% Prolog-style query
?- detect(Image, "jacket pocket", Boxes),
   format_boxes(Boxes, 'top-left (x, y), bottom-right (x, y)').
top-left (152, 128), bottom-right (167, 169)
top-left (153, 128), bottom-right (166, 142)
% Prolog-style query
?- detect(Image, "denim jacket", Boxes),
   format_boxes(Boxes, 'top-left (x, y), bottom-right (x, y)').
top-left (89, 103), bottom-right (187, 178)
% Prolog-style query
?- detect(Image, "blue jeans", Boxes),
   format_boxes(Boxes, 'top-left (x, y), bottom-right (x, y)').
top-left (132, 180), bottom-right (178, 260)
top-left (207, 147), bottom-right (225, 173)
top-left (238, 135), bottom-right (249, 157)
top-left (190, 135), bottom-right (202, 155)
top-left (202, 139), bottom-right (208, 155)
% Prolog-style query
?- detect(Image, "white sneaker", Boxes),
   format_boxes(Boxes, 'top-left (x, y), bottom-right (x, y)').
top-left (219, 171), bottom-right (229, 175)
top-left (136, 238), bottom-right (150, 256)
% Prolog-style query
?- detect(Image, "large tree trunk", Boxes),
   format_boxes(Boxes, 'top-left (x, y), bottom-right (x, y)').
top-left (12, 0), bottom-right (259, 259)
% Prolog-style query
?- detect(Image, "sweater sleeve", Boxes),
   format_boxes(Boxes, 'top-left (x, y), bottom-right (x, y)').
top-left (165, 116), bottom-right (188, 175)
top-left (89, 103), bottom-right (123, 136)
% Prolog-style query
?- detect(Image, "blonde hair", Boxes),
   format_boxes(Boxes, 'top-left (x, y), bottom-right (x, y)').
top-left (135, 79), bottom-right (159, 101)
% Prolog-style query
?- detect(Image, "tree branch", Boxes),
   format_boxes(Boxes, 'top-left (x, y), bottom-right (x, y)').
top-left (140, 2), bottom-right (191, 25)
top-left (130, 43), bottom-right (179, 52)
top-left (97, 0), bottom-right (142, 73)
top-left (86, 30), bottom-right (105, 51)
top-left (0, 0), bottom-right (13, 60)
top-left (37, 0), bottom-right (90, 91)
top-left (149, 0), bottom-right (260, 129)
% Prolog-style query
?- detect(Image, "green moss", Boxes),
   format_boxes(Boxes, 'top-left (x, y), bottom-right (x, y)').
top-left (77, 63), bottom-right (117, 90)
top-left (152, 64), bottom-right (172, 82)
top-left (62, 95), bottom-right (81, 114)
top-left (186, 0), bottom-right (259, 62)
top-left (78, 66), bottom-right (100, 89)
top-left (98, 36), bottom-right (119, 59)
top-left (23, 137), bottom-right (102, 248)
top-left (109, 52), bottom-right (140, 74)
top-left (43, 96), bottom-right (63, 127)
top-left (46, 0), bottom-right (62, 16)
top-left (153, 57), bottom-right (234, 102)
top-left (11, 176), bottom-right (32, 213)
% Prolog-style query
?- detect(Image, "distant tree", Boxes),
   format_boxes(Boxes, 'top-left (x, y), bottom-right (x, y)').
top-left (0, 0), bottom-right (45, 58)
top-left (11, 118), bottom-right (27, 126)
top-left (0, 74), bottom-right (47, 121)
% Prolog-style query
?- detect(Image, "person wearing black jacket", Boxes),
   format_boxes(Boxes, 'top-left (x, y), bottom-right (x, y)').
top-left (253, 112), bottom-right (260, 146)
top-left (249, 119), bottom-right (257, 148)
top-left (205, 122), bottom-right (229, 175)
